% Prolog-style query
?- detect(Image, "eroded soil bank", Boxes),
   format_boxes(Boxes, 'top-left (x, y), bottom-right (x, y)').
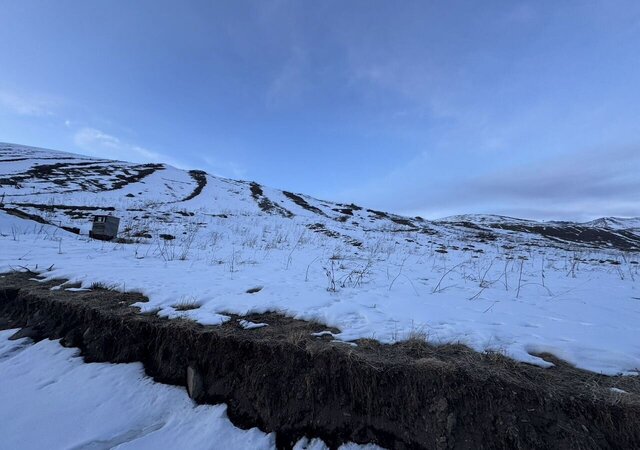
top-left (0, 271), bottom-right (639, 450)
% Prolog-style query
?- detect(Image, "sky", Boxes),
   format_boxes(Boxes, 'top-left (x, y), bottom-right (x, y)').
top-left (0, 1), bottom-right (639, 221)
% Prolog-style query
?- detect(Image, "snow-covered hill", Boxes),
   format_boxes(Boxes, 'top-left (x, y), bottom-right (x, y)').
top-left (584, 216), bottom-right (640, 232)
top-left (1, 142), bottom-right (639, 375)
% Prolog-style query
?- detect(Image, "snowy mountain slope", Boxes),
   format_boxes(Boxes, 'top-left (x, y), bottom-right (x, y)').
top-left (435, 213), bottom-right (640, 251)
top-left (1, 142), bottom-right (639, 375)
top-left (584, 216), bottom-right (640, 232)
top-left (438, 213), bottom-right (640, 231)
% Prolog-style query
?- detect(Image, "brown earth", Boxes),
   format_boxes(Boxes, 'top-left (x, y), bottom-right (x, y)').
top-left (181, 170), bottom-right (208, 202)
top-left (0, 271), bottom-right (639, 449)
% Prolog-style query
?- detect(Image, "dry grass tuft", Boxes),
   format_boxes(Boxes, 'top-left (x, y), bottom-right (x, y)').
top-left (172, 297), bottom-right (201, 311)
top-left (90, 281), bottom-right (119, 291)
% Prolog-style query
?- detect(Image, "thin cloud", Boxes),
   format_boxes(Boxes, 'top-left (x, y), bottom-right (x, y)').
top-left (454, 146), bottom-right (640, 205)
top-left (265, 46), bottom-right (308, 109)
top-left (202, 156), bottom-right (246, 179)
top-left (431, 146), bottom-right (640, 220)
top-left (345, 145), bottom-right (640, 222)
top-left (73, 127), bottom-right (187, 169)
top-left (0, 90), bottom-right (57, 117)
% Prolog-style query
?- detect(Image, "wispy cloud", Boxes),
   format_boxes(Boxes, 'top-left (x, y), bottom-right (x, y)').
top-left (265, 46), bottom-right (308, 109)
top-left (338, 143), bottom-right (640, 222)
top-left (0, 90), bottom-right (58, 116)
top-left (202, 155), bottom-right (246, 179)
top-left (393, 146), bottom-right (640, 221)
top-left (73, 127), bottom-right (245, 178)
top-left (73, 127), bottom-right (187, 169)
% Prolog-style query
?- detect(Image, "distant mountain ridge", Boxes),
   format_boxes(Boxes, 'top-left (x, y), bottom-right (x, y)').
top-left (437, 214), bottom-right (640, 231)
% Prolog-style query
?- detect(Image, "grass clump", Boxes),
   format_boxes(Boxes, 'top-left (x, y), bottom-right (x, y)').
top-left (172, 297), bottom-right (201, 311)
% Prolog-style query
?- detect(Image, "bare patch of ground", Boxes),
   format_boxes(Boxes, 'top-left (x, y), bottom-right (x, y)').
top-left (488, 223), bottom-right (640, 252)
top-left (283, 191), bottom-right (327, 217)
top-left (249, 182), bottom-right (294, 218)
top-left (181, 170), bottom-right (208, 202)
top-left (0, 161), bottom-right (163, 192)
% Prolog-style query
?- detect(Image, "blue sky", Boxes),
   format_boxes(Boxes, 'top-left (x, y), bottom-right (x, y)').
top-left (1, 1), bottom-right (639, 220)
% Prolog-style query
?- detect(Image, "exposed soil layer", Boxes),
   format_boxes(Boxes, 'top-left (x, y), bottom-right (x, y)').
top-left (0, 160), bottom-right (163, 192)
top-left (0, 206), bottom-right (92, 238)
top-left (9, 203), bottom-right (116, 212)
top-left (306, 223), bottom-right (362, 248)
top-left (1, 271), bottom-right (639, 450)
top-left (249, 182), bottom-right (294, 218)
top-left (0, 206), bottom-right (52, 225)
top-left (437, 221), bottom-right (640, 253)
top-left (182, 170), bottom-right (208, 202)
top-left (283, 191), bottom-right (327, 217)
top-left (487, 223), bottom-right (640, 252)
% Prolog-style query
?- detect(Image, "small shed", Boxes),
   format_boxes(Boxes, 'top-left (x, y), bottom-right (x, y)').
top-left (90, 215), bottom-right (120, 241)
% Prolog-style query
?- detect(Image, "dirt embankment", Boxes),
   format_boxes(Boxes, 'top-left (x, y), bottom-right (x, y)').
top-left (1, 271), bottom-right (639, 450)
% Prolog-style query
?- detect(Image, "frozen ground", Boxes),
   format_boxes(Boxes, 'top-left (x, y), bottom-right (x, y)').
top-left (1, 142), bottom-right (639, 375)
top-left (0, 330), bottom-right (381, 450)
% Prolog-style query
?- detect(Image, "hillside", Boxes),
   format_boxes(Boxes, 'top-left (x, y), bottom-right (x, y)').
top-left (1, 142), bottom-right (639, 375)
